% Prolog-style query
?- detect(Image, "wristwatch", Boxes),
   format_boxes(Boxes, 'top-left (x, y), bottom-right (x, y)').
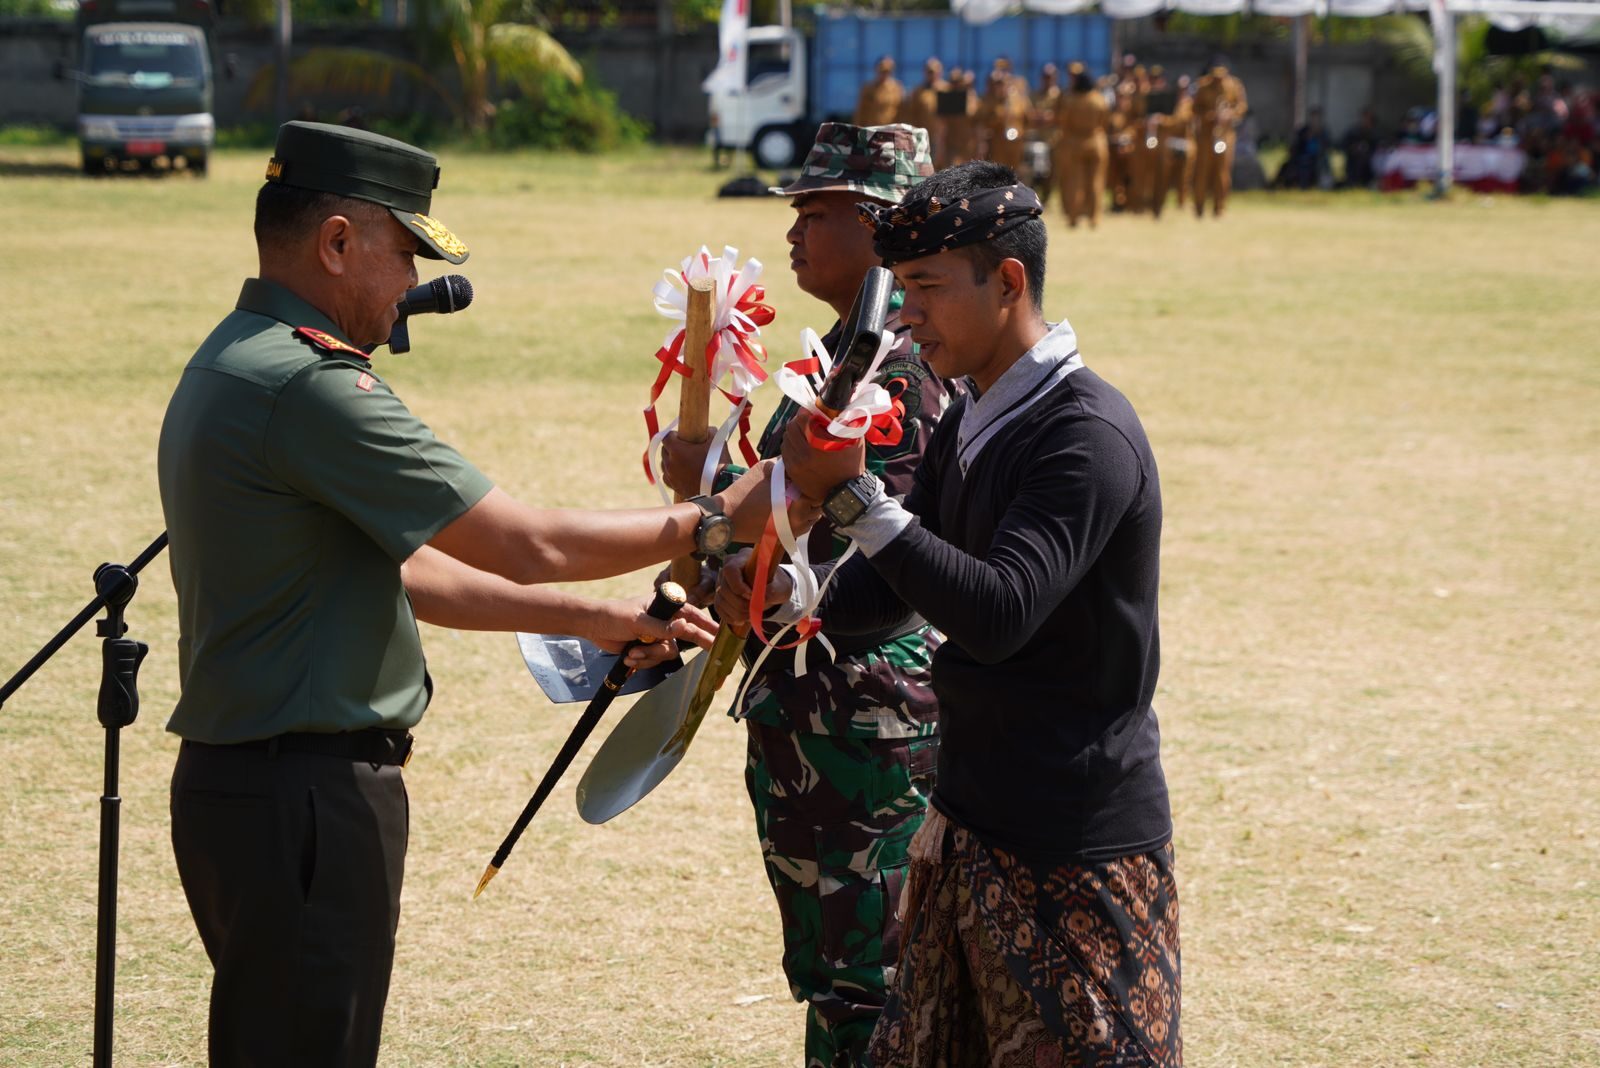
top-left (822, 473), bottom-right (881, 529)
top-left (687, 495), bottom-right (733, 556)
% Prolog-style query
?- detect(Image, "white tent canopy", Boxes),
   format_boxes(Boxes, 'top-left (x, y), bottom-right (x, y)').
top-left (954, 0), bottom-right (1599, 27)
top-left (951, 0), bottom-right (1600, 190)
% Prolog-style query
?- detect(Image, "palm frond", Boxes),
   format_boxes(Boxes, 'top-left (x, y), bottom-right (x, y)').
top-left (1376, 13), bottom-right (1436, 84)
top-left (488, 21), bottom-right (584, 95)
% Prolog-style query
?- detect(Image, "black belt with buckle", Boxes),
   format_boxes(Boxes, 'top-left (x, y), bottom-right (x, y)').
top-left (186, 729), bottom-right (415, 767)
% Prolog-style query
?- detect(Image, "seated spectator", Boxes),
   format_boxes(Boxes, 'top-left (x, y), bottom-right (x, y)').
top-left (1341, 107), bottom-right (1379, 188)
top-left (1455, 89), bottom-right (1479, 143)
top-left (1399, 107), bottom-right (1427, 144)
top-left (1276, 106), bottom-right (1331, 189)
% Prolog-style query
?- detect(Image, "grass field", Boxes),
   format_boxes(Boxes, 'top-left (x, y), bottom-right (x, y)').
top-left (1, 142), bottom-right (1596, 1067)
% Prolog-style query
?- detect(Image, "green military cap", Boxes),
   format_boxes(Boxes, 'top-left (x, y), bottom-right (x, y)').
top-left (771, 122), bottom-right (935, 204)
top-left (264, 120), bottom-right (469, 264)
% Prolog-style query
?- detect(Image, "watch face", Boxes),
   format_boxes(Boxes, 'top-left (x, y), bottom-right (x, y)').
top-left (826, 492), bottom-right (869, 527)
top-left (700, 516), bottom-right (733, 554)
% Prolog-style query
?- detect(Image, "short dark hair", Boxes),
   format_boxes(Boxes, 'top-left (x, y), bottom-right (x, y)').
top-left (253, 183), bottom-right (382, 252)
top-left (908, 160), bottom-right (1047, 313)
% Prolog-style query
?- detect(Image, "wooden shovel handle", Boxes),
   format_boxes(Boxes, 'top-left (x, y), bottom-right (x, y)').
top-left (670, 278), bottom-right (717, 589)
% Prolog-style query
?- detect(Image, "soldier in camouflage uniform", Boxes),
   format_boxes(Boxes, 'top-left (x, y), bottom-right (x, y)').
top-left (661, 122), bottom-right (949, 1068)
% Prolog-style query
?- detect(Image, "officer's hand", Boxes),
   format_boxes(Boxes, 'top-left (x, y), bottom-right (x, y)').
top-left (780, 417), bottom-right (867, 502)
top-left (715, 459), bottom-right (824, 543)
top-left (653, 562), bottom-right (718, 608)
top-left (660, 431), bottom-right (727, 499)
top-left (590, 597), bottom-right (718, 667)
top-left (714, 549), bottom-right (794, 630)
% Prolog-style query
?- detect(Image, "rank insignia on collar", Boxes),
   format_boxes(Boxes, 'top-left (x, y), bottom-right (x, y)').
top-left (294, 326), bottom-right (371, 362)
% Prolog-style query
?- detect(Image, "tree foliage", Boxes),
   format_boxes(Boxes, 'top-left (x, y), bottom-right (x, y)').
top-left (0, 0), bottom-right (73, 18)
top-left (242, 46), bottom-right (448, 114)
top-left (1377, 14), bottom-right (1585, 105)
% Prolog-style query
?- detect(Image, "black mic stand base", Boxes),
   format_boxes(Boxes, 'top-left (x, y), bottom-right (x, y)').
top-left (91, 562), bottom-right (150, 1068)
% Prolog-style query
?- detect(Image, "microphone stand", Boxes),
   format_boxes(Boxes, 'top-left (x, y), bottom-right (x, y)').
top-left (0, 531), bottom-right (167, 1068)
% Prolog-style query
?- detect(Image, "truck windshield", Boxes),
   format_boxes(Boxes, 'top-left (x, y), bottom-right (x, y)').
top-left (747, 41), bottom-right (792, 87)
top-left (85, 29), bottom-right (204, 86)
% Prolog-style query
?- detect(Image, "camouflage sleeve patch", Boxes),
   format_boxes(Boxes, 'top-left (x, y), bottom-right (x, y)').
top-left (866, 354), bottom-right (934, 470)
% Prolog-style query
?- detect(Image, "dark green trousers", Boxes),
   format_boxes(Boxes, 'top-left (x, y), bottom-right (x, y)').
top-left (744, 722), bottom-right (938, 1068)
top-left (171, 740), bottom-right (408, 1067)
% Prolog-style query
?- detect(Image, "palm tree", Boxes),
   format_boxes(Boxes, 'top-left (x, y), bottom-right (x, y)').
top-left (243, 0), bottom-right (584, 134)
top-left (419, 0), bottom-right (582, 131)
top-left (1378, 14), bottom-right (1583, 107)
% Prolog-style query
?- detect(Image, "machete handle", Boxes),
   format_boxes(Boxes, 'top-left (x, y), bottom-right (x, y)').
top-left (727, 549), bottom-right (762, 639)
top-left (602, 581), bottom-right (688, 693)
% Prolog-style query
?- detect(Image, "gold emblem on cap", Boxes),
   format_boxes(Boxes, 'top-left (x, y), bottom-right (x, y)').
top-left (265, 159), bottom-right (284, 180)
top-left (410, 213), bottom-right (468, 258)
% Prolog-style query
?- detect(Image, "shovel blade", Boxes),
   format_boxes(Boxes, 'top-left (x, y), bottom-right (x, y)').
top-left (576, 651), bottom-right (711, 824)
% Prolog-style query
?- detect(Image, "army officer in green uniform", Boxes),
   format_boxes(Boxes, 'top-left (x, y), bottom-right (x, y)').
top-left (158, 121), bottom-right (797, 1067)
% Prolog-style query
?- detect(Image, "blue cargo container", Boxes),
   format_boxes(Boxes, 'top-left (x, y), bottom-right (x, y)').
top-left (810, 10), bottom-right (1112, 121)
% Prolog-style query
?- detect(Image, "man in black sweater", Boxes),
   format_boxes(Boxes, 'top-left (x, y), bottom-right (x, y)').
top-left (721, 161), bottom-right (1180, 1066)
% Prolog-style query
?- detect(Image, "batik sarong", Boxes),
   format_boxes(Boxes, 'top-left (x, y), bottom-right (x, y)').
top-left (867, 809), bottom-right (1181, 1068)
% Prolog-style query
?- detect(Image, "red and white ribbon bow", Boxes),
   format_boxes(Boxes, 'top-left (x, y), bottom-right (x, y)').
top-left (643, 246), bottom-right (776, 502)
top-left (775, 327), bottom-right (902, 446)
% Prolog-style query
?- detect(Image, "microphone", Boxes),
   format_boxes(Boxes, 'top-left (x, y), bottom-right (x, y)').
top-left (386, 275), bottom-right (473, 354)
top-left (398, 274), bottom-right (474, 316)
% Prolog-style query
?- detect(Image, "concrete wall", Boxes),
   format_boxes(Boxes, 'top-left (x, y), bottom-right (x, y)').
top-left (558, 26), bottom-right (718, 142)
top-left (1, 18), bottom-right (77, 127)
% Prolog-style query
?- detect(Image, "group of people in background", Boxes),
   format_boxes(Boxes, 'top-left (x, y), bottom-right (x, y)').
top-left (855, 52), bottom-right (1249, 226)
top-left (1276, 73), bottom-right (1595, 195)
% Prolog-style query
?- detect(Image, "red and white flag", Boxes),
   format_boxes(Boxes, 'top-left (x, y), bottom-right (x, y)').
top-left (701, 0), bottom-right (749, 93)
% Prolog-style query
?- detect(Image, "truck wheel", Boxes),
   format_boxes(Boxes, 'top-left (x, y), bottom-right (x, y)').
top-left (752, 125), bottom-right (801, 170)
top-left (190, 150), bottom-right (208, 177)
top-left (81, 150), bottom-right (103, 177)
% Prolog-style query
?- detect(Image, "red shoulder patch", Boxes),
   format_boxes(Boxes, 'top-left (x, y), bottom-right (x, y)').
top-left (294, 326), bottom-right (371, 362)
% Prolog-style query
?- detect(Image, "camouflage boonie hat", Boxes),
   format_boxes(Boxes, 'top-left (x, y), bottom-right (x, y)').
top-left (771, 122), bottom-right (935, 204)
top-left (265, 120), bottom-right (469, 264)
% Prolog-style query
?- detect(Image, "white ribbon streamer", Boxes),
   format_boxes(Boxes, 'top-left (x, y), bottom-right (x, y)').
top-left (774, 328), bottom-right (898, 441)
top-left (699, 397), bottom-right (750, 498)
top-left (645, 416), bottom-right (679, 506)
top-left (730, 457), bottom-right (854, 715)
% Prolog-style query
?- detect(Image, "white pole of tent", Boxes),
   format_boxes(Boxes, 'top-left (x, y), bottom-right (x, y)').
top-left (1432, 0), bottom-right (1455, 194)
top-left (1292, 14), bottom-right (1309, 130)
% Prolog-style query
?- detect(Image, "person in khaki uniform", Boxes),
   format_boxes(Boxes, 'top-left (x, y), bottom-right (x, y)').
top-left (942, 69), bottom-right (979, 166)
top-left (979, 68), bottom-right (1028, 168)
top-left (1106, 84), bottom-right (1136, 213)
top-left (899, 58), bottom-right (947, 166)
top-left (1123, 69), bottom-right (1158, 214)
top-left (1054, 62), bottom-right (1108, 229)
top-left (1159, 74), bottom-right (1196, 211)
top-left (1132, 66), bottom-right (1174, 218)
top-left (1028, 64), bottom-right (1062, 205)
top-left (159, 121), bottom-right (791, 1066)
top-left (1191, 61), bottom-right (1249, 217)
top-left (854, 55), bottom-right (905, 127)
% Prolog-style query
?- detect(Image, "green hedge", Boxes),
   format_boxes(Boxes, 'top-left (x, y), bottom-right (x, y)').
top-left (485, 70), bottom-right (649, 151)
